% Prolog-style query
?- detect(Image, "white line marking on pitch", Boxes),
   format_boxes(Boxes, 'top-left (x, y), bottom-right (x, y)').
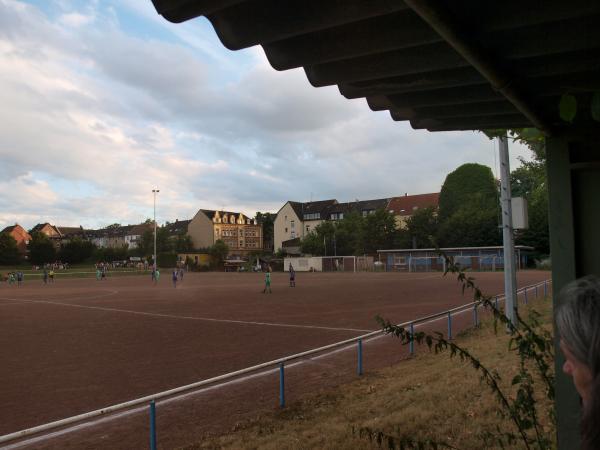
top-left (2, 306), bottom-right (474, 450)
top-left (0, 296), bottom-right (371, 333)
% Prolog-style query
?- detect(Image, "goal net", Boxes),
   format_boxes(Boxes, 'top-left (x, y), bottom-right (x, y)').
top-left (320, 256), bottom-right (356, 272)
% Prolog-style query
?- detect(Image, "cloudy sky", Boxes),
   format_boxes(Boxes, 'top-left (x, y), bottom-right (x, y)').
top-left (0, 0), bottom-right (532, 230)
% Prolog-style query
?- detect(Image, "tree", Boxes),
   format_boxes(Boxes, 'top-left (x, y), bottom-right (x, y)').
top-left (437, 163), bottom-right (500, 247)
top-left (332, 211), bottom-right (364, 255)
top-left (29, 232), bottom-right (56, 265)
top-left (362, 209), bottom-right (398, 253)
top-left (515, 186), bottom-right (549, 256)
top-left (58, 238), bottom-right (95, 264)
top-left (299, 213), bottom-right (364, 256)
top-left (438, 163), bottom-right (498, 221)
top-left (512, 156), bottom-right (549, 257)
top-left (437, 204), bottom-right (501, 247)
top-left (138, 227), bottom-right (171, 256)
top-left (299, 231), bottom-right (325, 256)
top-left (138, 229), bottom-right (154, 256)
top-left (209, 240), bottom-right (229, 267)
top-left (174, 234), bottom-right (194, 252)
top-left (255, 212), bottom-right (275, 251)
top-left (0, 233), bottom-right (21, 265)
top-left (93, 245), bottom-right (129, 262)
top-left (404, 206), bottom-right (439, 248)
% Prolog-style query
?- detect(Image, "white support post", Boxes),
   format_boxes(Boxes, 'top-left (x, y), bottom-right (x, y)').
top-left (499, 136), bottom-right (518, 327)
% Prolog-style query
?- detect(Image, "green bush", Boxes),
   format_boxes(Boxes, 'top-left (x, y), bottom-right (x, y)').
top-left (157, 252), bottom-right (178, 268)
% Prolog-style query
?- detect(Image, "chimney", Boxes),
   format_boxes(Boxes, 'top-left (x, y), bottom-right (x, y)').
top-left (405, 193), bottom-right (407, 196)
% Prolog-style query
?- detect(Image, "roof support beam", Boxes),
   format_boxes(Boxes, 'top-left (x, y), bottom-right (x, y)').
top-left (403, 0), bottom-right (553, 134)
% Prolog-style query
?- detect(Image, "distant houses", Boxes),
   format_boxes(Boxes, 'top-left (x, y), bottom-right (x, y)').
top-left (1, 192), bottom-right (440, 261)
top-left (273, 193), bottom-right (440, 253)
top-left (1, 224), bottom-right (32, 256)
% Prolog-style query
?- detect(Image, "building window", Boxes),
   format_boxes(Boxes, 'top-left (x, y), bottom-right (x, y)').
top-left (330, 213), bottom-right (343, 220)
top-left (306, 225), bottom-right (310, 232)
top-left (303, 212), bottom-right (320, 220)
top-left (291, 231), bottom-right (296, 238)
top-left (291, 220), bottom-right (295, 229)
top-left (285, 227), bottom-right (288, 233)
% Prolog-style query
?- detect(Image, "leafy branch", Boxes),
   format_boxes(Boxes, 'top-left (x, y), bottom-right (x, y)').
top-left (359, 253), bottom-right (554, 449)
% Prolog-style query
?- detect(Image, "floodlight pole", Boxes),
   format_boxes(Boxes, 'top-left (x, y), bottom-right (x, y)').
top-left (152, 189), bottom-right (159, 270)
top-left (498, 136), bottom-right (518, 327)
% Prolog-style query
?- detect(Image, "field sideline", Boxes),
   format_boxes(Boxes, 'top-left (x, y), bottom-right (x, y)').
top-left (0, 270), bottom-right (550, 449)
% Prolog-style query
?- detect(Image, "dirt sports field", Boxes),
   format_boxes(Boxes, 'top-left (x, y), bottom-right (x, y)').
top-left (0, 270), bottom-right (551, 449)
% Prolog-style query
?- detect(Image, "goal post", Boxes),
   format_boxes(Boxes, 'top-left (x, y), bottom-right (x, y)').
top-left (320, 256), bottom-right (356, 272)
top-left (408, 256), bottom-right (446, 272)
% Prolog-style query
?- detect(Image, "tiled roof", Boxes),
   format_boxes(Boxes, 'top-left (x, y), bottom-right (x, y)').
top-left (1, 225), bottom-right (17, 233)
top-left (163, 219), bottom-right (190, 235)
top-left (30, 223), bottom-right (61, 236)
top-left (56, 226), bottom-right (85, 236)
top-left (289, 200), bottom-right (338, 219)
top-left (31, 223), bottom-right (52, 232)
top-left (387, 193), bottom-right (440, 216)
top-left (150, 0), bottom-right (600, 135)
top-left (328, 198), bottom-right (390, 214)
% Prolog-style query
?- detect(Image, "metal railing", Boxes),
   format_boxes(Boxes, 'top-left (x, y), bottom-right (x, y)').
top-left (0, 279), bottom-right (551, 449)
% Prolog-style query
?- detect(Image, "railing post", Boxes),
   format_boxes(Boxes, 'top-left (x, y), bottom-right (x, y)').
top-left (544, 281), bottom-right (548, 298)
top-left (535, 284), bottom-right (538, 298)
top-left (473, 304), bottom-right (478, 327)
top-left (447, 312), bottom-right (452, 340)
top-left (357, 339), bottom-right (363, 376)
top-left (149, 400), bottom-right (157, 450)
top-left (409, 323), bottom-right (415, 355)
top-left (279, 362), bottom-right (285, 408)
top-left (495, 295), bottom-right (499, 311)
top-left (524, 287), bottom-right (528, 304)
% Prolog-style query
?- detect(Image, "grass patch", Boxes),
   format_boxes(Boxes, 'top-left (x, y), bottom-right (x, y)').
top-left (184, 297), bottom-right (554, 450)
top-left (0, 265), bottom-right (151, 279)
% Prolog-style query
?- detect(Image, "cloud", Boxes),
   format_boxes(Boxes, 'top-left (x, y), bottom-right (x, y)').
top-left (59, 12), bottom-right (94, 28)
top-left (0, 0), bottom-right (534, 232)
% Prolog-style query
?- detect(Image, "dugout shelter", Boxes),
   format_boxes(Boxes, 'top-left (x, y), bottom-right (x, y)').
top-left (378, 246), bottom-right (533, 272)
top-left (150, 2), bottom-right (600, 446)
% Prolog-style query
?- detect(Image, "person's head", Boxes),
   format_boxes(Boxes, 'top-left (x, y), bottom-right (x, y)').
top-left (556, 275), bottom-right (600, 449)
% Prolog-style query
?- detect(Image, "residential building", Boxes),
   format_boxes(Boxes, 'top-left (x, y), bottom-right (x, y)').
top-left (163, 219), bottom-right (191, 237)
top-left (386, 193), bottom-right (440, 229)
top-left (30, 223), bottom-right (61, 239)
top-left (1, 224), bottom-right (32, 256)
top-left (273, 198), bottom-right (390, 252)
top-left (86, 225), bottom-right (131, 249)
top-left (55, 226), bottom-right (87, 243)
top-left (326, 198), bottom-right (390, 220)
top-left (30, 223), bottom-right (63, 248)
top-left (124, 223), bottom-right (154, 249)
top-left (273, 199), bottom-right (337, 252)
top-left (187, 209), bottom-right (263, 257)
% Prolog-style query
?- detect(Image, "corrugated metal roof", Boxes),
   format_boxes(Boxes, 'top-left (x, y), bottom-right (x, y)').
top-left (150, 0), bottom-right (600, 135)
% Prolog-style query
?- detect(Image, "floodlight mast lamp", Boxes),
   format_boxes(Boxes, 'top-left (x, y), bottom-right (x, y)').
top-left (152, 189), bottom-right (159, 270)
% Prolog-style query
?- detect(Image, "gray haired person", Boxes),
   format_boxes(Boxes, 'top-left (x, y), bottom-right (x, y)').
top-left (556, 275), bottom-right (600, 450)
